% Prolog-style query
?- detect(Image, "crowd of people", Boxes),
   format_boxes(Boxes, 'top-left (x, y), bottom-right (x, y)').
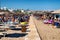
top-left (33, 13), bottom-right (60, 28)
top-left (0, 14), bottom-right (30, 24)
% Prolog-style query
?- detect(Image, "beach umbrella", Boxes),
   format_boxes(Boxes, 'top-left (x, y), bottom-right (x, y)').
top-left (51, 10), bottom-right (60, 14)
top-left (0, 12), bottom-right (5, 15)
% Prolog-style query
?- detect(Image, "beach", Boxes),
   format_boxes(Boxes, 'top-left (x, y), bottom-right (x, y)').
top-left (0, 15), bottom-right (60, 40)
top-left (0, 16), bottom-right (40, 40)
top-left (33, 16), bottom-right (60, 40)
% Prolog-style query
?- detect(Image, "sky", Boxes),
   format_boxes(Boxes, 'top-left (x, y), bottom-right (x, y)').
top-left (0, 0), bottom-right (60, 10)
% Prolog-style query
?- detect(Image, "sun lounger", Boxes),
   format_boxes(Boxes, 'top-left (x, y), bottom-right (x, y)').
top-left (0, 32), bottom-right (7, 39)
top-left (0, 24), bottom-right (10, 31)
top-left (9, 25), bottom-right (16, 29)
top-left (0, 24), bottom-right (4, 26)
top-left (43, 19), bottom-right (53, 24)
top-left (0, 28), bottom-right (5, 32)
top-left (13, 22), bottom-right (19, 25)
top-left (0, 32), bottom-right (3, 39)
top-left (0, 29), bottom-right (7, 39)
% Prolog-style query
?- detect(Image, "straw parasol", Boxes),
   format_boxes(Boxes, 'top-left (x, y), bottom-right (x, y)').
top-left (0, 12), bottom-right (5, 15)
top-left (52, 10), bottom-right (60, 14)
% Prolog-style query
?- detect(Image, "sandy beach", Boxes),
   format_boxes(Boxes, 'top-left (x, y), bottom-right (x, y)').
top-left (0, 16), bottom-right (40, 40)
top-left (1, 0), bottom-right (60, 40)
top-left (33, 16), bottom-right (60, 40)
top-left (0, 15), bottom-right (60, 40)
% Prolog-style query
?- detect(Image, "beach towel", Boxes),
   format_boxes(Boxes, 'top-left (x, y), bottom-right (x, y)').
top-left (43, 20), bottom-right (48, 24)
top-left (48, 20), bottom-right (52, 24)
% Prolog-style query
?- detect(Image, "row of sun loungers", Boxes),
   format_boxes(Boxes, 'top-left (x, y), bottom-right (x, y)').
top-left (0, 21), bottom-right (29, 39)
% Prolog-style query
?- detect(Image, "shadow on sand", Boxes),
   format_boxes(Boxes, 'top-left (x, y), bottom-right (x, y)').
top-left (11, 28), bottom-right (29, 31)
top-left (11, 28), bottom-right (22, 31)
top-left (5, 33), bottom-right (28, 38)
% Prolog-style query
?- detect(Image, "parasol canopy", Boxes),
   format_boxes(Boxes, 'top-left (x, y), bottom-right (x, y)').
top-left (52, 10), bottom-right (60, 14)
top-left (0, 12), bottom-right (5, 15)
